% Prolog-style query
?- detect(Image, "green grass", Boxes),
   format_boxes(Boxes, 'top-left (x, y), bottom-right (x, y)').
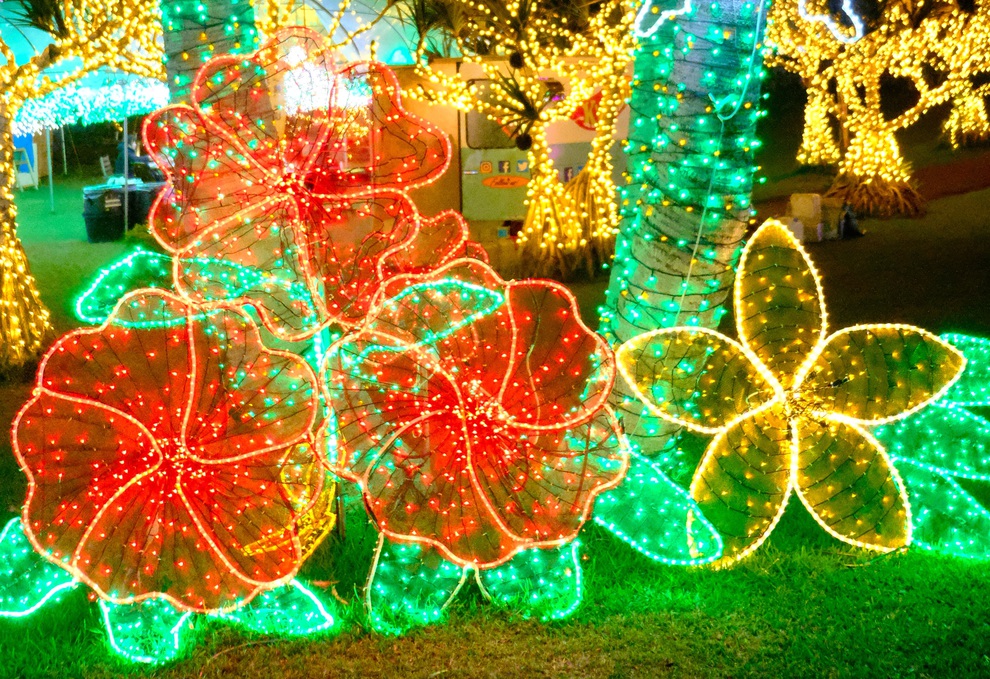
top-left (3, 169), bottom-right (990, 677)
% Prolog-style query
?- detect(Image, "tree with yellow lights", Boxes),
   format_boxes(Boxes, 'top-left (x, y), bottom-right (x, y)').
top-left (0, 1), bottom-right (162, 372)
top-left (767, 0), bottom-right (990, 216)
top-left (400, 0), bottom-right (637, 279)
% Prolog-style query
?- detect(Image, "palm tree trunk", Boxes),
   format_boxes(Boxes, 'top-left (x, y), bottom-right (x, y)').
top-left (161, 0), bottom-right (260, 103)
top-left (600, 0), bottom-right (771, 458)
top-left (0, 102), bottom-right (53, 373)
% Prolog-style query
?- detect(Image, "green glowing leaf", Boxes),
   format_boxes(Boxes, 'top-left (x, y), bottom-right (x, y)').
top-left (179, 256), bottom-right (323, 335)
top-left (0, 518), bottom-right (77, 618)
top-left (99, 598), bottom-right (193, 665)
top-left (74, 248), bottom-right (323, 332)
top-left (477, 542), bottom-right (583, 621)
top-left (366, 536), bottom-right (469, 634)
top-left (895, 459), bottom-right (990, 560)
top-left (219, 580), bottom-right (338, 636)
top-left (593, 451), bottom-right (723, 565)
top-left (371, 278), bottom-right (505, 350)
top-left (74, 249), bottom-right (174, 325)
top-left (876, 404), bottom-right (990, 481)
top-left (940, 334), bottom-right (990, 406)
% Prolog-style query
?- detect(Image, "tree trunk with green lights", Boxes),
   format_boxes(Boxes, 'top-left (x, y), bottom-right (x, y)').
top-left (160, 0), bottom-right (260, 102)
top-left (0, 104), bottom-right (52, 373)
top-left (600, 0), bottom-right (770, 462)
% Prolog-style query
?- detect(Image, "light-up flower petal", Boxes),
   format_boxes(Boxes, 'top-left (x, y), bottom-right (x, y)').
top-left (619, 219), bottom-right (965, 565)
top-left (323, 260), bottom-right (627, 568)
top-left (378, 210), bottom-right (489, 279)
top-left (12, 290), bottom-right (320, 612)
top-left (734, 219), bottom-right (827, 389)
top-left (144, 28), bottom-right (451, 338)
top-left (794, 416), bottom-right (910, 549)
top-left (618, 327), bottom-right (779, 433)
top-left (797, 325), bottom-right (965, 424)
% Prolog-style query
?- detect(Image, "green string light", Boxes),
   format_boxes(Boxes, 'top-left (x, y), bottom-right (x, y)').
top-left (0, 519), bottom-right (78, 619)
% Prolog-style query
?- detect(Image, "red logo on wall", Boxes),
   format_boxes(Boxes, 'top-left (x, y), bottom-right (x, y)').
top-left (570, 89), bottom-right (627, 130)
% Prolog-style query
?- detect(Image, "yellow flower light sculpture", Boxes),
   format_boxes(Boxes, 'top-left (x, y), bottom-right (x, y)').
top-left (616, 219), bottom-right (966, 566)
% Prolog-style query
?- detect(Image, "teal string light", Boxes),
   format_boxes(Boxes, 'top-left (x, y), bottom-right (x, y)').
top-left (872, 333), bottom-right (990, 559)
top-left (0, 518), bottom-right (78, 619)
top-left (218, 580), bottom-right (339, 637)
top-left (366, 537), bottom-right (470, 635)
top-left (592, 451), bottom-right (724, 565)
top-left (13, 80), bottom-right (170, 137)
top-left (100, 599), bottom-right (193, 665)
top-left (477, 542), bottom-right (584, 622)
top-left (601, 0), bottom-right (770, 344)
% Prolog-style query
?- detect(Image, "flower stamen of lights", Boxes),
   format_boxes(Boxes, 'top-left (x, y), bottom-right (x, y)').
top-left (616, 219), bottom-right (966, 566)
top-left (322, 259), bottom-right (628, 625)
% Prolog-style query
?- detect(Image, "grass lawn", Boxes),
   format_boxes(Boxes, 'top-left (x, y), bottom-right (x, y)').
top-left (1, 148), bottom-right (989, 676)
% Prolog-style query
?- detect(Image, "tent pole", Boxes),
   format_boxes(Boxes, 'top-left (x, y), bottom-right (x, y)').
top-left (46, 128), bottom-right (54, 213)
top-left (60, 127), bottom-right (67, 175)
top-left (123, 117), bottom-right (129, 235)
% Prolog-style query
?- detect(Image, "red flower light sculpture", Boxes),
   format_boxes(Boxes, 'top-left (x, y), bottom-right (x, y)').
top-left (378, 209), bottom-right (489, 280)
top-left (143, 27), bottom-right (452, 339)
top-left (322, 260), bottom-right (628, 568)
top-left (12, 290), bottom-right (320, 612)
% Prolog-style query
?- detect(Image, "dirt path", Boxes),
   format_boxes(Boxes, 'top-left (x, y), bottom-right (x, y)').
top-left (915, 152), bottom-right (990, 201)
top-left (756, 147), bottom-right (990, 218)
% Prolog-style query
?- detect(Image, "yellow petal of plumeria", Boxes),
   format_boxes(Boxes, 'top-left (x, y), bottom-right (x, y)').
top-left (616, 327), bottom-right (780, 434)
top-left (734, 219), bottom-right (828, 390)
top-left (793, 415), bottom-right (911, 551)
top-left (795, 324), bottom-right (966, 425)
top-left (689, 404), bottom-right (791, 566)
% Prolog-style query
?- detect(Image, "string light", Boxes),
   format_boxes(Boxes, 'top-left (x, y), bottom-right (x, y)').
top-left (0, 518), bottom-right (78, 619)
top-left (323, 258), bottom-right (629, 624)
top-left (12, 80), bottom-right (170, 137)
top-left (216, 579), bottom-right (338, 636)
top-left (0, 0), bottom-right (164, 370)
top-left (872, 333), bottom-right (990, 560)
top-left (98, 577), bottom-right (336, 664)
top-left (616, 220), bottom-right (966, 566)
top-left (592, 450), bottom-right (723, 566)
top-left (406, 0), bottom-right (637, 279)
top-left (13, 288), bottom-right (321, 612)
top-left (766, 0), bottom-right (990, 216)
top-left (100, 598), bottom-right (193, 665)
top-left (598, 0), bottom-right (770, 477)
top-left (160, 0), bottom-right (260, 103)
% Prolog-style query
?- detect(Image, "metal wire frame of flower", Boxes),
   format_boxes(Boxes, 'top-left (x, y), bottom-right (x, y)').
top-left (143, 26), bottom-right (453, 340)
top-left (321, 259), bottom-right (630, 628)
top-left (616, 220), bottom-right (966, 567)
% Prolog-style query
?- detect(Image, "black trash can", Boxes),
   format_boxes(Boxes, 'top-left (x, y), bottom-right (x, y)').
top-left (130, 182), bottom-right (167, 228)
top-left (83, 186), bottom-right (125, 243)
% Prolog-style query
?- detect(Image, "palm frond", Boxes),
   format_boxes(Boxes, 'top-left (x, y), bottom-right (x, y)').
top-left (4, 0), bottom-right (69, 38)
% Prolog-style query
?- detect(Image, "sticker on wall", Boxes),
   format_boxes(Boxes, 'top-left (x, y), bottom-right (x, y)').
top-left (563, 167), bottom-right (574, 182)
top-left (482, 175), bottom-right (529, 188)
top-left (516, 160), bottom-right (529, 172)
top-left (480, 161), bottom-right (493, 174)
top-left (498, 160), bottom-right (511, 173)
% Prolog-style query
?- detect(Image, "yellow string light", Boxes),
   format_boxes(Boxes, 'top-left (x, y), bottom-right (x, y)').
top-left (406, 0), bottom-right (637, 279)
top-left (766, 0), bottom-right (990, 216)
top-left (0, 1), bottom-right (164, 370)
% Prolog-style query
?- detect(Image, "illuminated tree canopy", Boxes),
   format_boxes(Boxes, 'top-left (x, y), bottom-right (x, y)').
top-left (397, 0), bottom-right (637, 279)
top-left (767, 0), bottom-right (990, 216)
